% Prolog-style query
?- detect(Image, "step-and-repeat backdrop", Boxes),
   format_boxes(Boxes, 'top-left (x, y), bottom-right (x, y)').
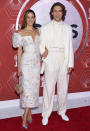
top-left (0, 0), bottom-right (90, 100)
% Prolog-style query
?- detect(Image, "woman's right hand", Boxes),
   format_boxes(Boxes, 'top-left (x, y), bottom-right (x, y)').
top-left (17, 67), bottom-right (22, 77)
top-left (42, 48), bottom-right (48, 58)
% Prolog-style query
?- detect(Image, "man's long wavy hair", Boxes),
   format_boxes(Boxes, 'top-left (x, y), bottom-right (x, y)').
top-left (21, 9), bottom-right (36, 29)
top-left (50, 2), bottom-right (67, 21)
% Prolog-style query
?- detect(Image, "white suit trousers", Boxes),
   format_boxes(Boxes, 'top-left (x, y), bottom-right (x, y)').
top-left (42, 49), bottom-right (69, 118)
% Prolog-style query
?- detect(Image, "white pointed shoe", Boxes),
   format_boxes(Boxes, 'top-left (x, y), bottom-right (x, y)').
top-left (42, 117), bottom-right (48, 125)
top-left (60, 114), bottom-right (69, 121)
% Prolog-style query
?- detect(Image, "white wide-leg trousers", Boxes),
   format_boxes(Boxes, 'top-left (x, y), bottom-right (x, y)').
top-left (42, 49), bottom-right (69, 118)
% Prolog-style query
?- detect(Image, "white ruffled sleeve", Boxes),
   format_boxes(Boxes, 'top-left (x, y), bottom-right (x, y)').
top-left (12, 33), bottom-right (22, 48)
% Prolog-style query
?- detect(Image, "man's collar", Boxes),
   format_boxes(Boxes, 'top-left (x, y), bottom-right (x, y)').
top-left (52, 20), bottom-right (63, 25)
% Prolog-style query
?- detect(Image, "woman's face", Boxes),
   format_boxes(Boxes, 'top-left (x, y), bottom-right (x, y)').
top-left (26, 12), bottom-right (35, 27)
top-left (52, 6), bottom-right (63, 22)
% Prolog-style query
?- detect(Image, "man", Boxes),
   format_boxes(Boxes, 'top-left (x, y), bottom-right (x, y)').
top-left (40, 2), bottom-right (74, 125)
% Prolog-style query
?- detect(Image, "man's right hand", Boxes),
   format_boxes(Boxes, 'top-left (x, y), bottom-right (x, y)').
top-left (42, 48), bottom-right (48, 58)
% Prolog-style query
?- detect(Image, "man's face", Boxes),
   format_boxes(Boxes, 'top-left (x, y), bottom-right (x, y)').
top-left (52, 6), bottom-right (63, 22)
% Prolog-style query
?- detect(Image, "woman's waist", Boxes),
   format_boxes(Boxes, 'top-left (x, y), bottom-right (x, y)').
top-left (21, 58), bottom-right (40, 65)
top-left (22, 53), bottom-right (40, 58)
top-left (21, 55), bottom-right (40, 62)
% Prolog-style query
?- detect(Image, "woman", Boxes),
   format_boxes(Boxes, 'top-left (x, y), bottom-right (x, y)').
top-left (12, 9), bottom-right (40, 129)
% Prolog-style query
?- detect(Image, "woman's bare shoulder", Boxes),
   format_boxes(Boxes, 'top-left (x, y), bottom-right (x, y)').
top-left (17, 29), bottom-right (25, 36)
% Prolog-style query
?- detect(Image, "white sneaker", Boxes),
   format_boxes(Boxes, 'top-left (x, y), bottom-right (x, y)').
top-left (42, 117), bottom-right (48, 125)
top-left (60, 114), bottom-right (69, 121)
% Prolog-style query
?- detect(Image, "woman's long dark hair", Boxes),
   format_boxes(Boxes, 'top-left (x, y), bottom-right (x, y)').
top-left (21, 9), bottom-right (36, 29)
top-left (50, 2), bottom-right (67, 21)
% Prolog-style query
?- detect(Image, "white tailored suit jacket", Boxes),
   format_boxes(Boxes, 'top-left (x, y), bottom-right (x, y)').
top-left (40, 20), bottom-right (74, 68)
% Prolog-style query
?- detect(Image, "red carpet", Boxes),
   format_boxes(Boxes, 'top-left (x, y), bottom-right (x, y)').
top-left (0, 106), bottom-right (90, 131)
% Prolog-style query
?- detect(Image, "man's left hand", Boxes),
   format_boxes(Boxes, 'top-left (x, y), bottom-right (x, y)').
top-left (67, 67), bottom-right (73, 74)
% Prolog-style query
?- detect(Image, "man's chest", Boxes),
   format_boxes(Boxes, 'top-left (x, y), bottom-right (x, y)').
top-left (46, 25), bottom-right (67, 43)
